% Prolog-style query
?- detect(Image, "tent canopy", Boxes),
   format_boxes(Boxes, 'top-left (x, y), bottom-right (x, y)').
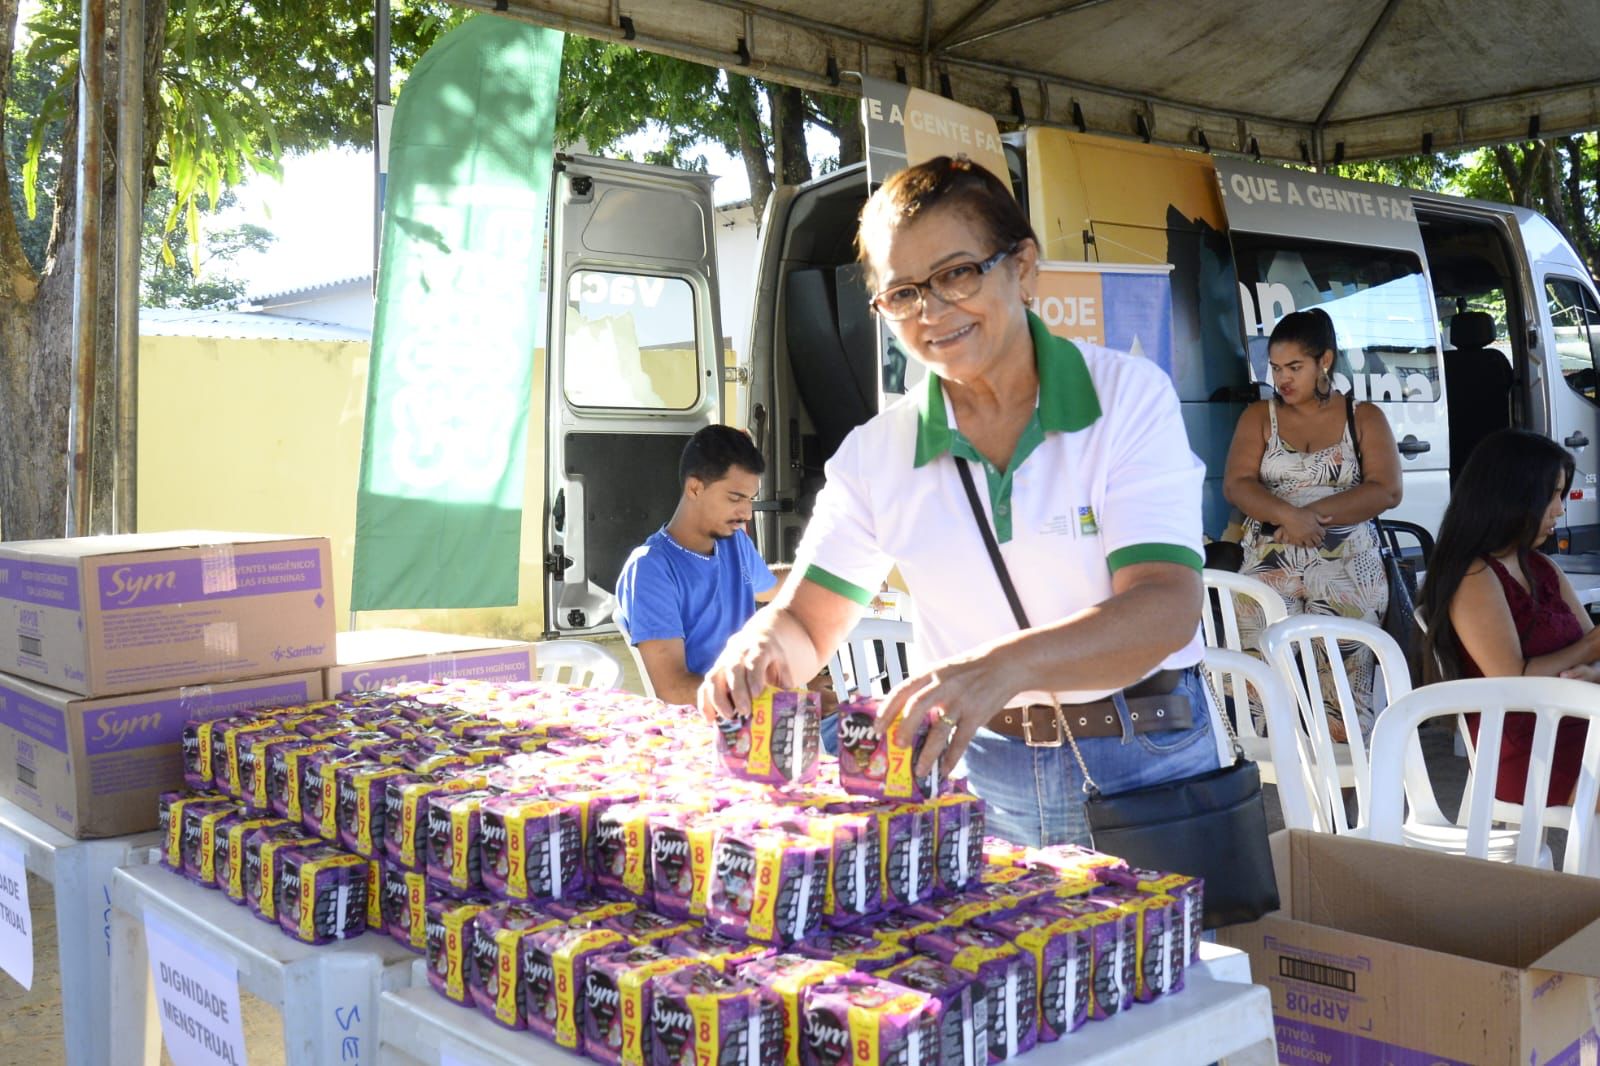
top-left (462, 0), bottom-right (1600, 163)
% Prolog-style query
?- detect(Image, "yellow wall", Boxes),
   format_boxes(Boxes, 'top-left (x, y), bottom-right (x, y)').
top-left (137, 334), bottom-right (549, 637)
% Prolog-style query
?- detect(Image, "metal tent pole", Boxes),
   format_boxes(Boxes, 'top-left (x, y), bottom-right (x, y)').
top-left (113, 0), bottom-right (145, 534)
top-left (65, 0), bottom-right (108, 537)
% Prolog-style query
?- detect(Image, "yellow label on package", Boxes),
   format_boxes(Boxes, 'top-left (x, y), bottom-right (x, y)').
top-left (223, 817), bottom-right (285, 899)
top-left (354, 766), bottom-right (409, 856)
top-left (241, 733), bottom-right (280, 808)
top-left (686, 823), bottom-right (719, 917)
top-left (226, 720), bottom-right (278, 798)
top-left (398, 777), bottom-right (479, 867)
top-left (366, 859), bottom-right (381, 927)
top-left (623, 815), bottom-right (649, 897)
top-left (689, 996), bottom-right (723, 1066)
top-left (444, 904), bottom-right (488, 1002)
top-left (620, 957), bottom-right (697, 1066)
top-left (554, 929), bottom-right (623, 1047)
top-left (317, 762), bottom-right (341, 839)
top-left (192, 721), bottom-right (219, 784)
top-left (848, 1004), bottom-right (881, 1066)
top-left (747, 689), bottom-right (778, 778)
top-left (257, 837), bottom-right (302, 920)
top-left (884, 729), bottom-right (917, 800)
top-left (449, 800), bottom-right (477, 890)
top-left (952, 944), bottom-right (1017, 971)
top-left (196, 807), bottom-right (233, 884)
top-left (769, 962), bottom-right (849, 1066)
top-left (747, 846), bottom-right (785, 942)
top-left (493, 918), bottom-right (561, 1025)
top-left (402, 871), bottom-right (428, 949)
top-left (279, 744), bottom-right (333, 821)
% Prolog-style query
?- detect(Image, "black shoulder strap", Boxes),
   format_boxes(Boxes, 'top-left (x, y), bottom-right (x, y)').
top-left (1344, 392), bottom-right (1364, 480)
top-left (955, 457), bottom-right (1032, 630)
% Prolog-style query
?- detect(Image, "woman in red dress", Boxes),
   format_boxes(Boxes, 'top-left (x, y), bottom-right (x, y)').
top-left (1417, 429), bottom-right (1599, 804)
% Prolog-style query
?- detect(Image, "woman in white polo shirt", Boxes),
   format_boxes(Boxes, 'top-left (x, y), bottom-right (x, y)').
top-left (699, 156), bottom-right (1223, 847)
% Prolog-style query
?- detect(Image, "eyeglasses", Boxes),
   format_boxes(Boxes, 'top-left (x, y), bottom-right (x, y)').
top-left (869, 245), bottom-right (1015, 321)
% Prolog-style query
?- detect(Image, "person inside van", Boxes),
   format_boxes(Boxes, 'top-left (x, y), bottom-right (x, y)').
top-left (1418, 429), bottom-right (1598, 808)
top-left (614, 426), bottom-right (777, 707)
top-left (1224, 308), bottom-right (1402, 742)
top-left (698, 155), bottom-right (1225, 848)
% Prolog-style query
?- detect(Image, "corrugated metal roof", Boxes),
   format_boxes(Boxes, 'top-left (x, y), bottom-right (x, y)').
top-left (245, 273), bottom-right (372, 305)
top-left (139, 307), bottom-right (370, 342)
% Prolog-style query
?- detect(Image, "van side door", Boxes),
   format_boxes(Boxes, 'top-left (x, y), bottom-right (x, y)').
top-left (543, 156), bottom-right (722, 634)
top-left (1538, 270), bottom-right (1600, 550)
top-left (1215, 160), bottom-right (1449, 533)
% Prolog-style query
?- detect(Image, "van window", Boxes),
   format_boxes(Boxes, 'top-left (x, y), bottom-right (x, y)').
top-left (1232, 234), bottom-right (1440, 402)
top-left (563, 270), bottom-right (700, 410)
top-left (1546, 277), bottom-right (1600, 404)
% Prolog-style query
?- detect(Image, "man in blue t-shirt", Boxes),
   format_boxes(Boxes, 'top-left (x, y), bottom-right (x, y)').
top-left (614, 426), bottom-right (777, 706)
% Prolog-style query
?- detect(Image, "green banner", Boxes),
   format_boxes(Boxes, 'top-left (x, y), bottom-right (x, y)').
top-left (352, 15), bottom-right (563, 610)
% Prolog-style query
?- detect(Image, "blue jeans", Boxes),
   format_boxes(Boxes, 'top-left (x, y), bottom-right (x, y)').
top-left (820, 712), bottom-right (839, 757)
top-left (962, 666), bottom-right (1222, 847)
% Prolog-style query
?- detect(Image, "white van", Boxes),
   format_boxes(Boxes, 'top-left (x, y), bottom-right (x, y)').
top-left (540, 131), bottom-right (1600, 633)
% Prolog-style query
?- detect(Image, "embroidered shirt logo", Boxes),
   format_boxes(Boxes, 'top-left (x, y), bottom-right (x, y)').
top-left (1077, 506), bottom-right (1099, 535)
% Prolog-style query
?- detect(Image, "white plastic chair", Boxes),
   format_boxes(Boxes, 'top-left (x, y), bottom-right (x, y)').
top-left (622, 639), bottom-right (658, 698)
top-left (1201, 568), bottom-right (1287, 651)
top-left (533, 639), bottom-right (623, 690)
top-left (1367, 677), bottom-right (1600, 875)
top-left (1259, 615), bottom-right (1412, 833)
top-left (1201, 647), bottom-right (1317, 831)
top-left (827, 618), bottom-right (913, 698)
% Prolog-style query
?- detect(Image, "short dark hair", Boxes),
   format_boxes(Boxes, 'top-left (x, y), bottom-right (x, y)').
top-left (855, 155), bottom-right (1038, 288)
top-left (680, 425), bottom-right (764, 487)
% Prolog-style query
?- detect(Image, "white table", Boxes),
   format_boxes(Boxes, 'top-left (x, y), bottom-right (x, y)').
top-left (375, 949), bottom-right (1277, 1066)
top-left (108, 863), bottom-right (418, 1066)
top-left (0, 797), bottom-right (160, 1066)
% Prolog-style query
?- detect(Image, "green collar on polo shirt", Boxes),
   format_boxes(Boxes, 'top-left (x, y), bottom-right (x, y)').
top-left (912, 311), bottom-right (1101, 468)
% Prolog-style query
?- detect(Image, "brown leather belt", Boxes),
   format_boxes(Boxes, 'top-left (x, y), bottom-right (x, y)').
top-left (988, 668), bottom-right (1193, 746)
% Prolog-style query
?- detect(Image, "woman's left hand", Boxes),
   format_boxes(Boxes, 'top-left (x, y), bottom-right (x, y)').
top-left (874, 649), bottom-right (1013, 777)
top-left (1559, 662), bottom-right (1600, 683)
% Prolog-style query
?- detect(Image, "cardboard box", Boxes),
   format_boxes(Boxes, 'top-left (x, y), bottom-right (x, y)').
top-left (1219, 830), bottom-right (1600, 1066)
top-left (0, 531), bottom-right (336, 696)
top-left (327, 629), bottom-right (537, 695)
top-left (0, 668), bottom-right (324, 838)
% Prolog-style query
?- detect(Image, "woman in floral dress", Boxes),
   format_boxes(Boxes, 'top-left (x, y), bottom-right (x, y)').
top-left (1224, 308), bottom-right (1403, 740)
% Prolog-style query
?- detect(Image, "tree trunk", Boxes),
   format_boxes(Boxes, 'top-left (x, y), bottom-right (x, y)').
top-left (833, 99), bottom-right (864, 168)
top-left (1562, 136), bottom-right (1599, 272)
top-left (767, 83), bottom-right (812, 187)
top-left (0, 0), bottom-right (165, 541)
top-left (1493, 142), bottom-right (1546, 208)
top-left (727, 75), bottom-right (773, 223)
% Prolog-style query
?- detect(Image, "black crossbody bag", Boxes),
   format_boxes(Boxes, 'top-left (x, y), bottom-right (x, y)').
top-left (955, 457), bottom-right (1279, 928)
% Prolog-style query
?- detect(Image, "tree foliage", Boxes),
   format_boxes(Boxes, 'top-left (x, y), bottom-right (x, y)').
top-left (139, 187), bottom-right (274, 309)
top-left (555, 36), bottom-right (862, 220)
top-left (0, 0), bottom-right (464, 540)
top-left (1336, 136), bottom-right (1600, 274)
top-left (13, 0), bottom-right (459, 267)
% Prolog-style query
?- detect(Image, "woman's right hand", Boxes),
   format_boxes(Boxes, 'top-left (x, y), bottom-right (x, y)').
top-left (1276, 506), bottom-right (1331, 548)
top-left (697, 610), bottom-right (799, 722)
